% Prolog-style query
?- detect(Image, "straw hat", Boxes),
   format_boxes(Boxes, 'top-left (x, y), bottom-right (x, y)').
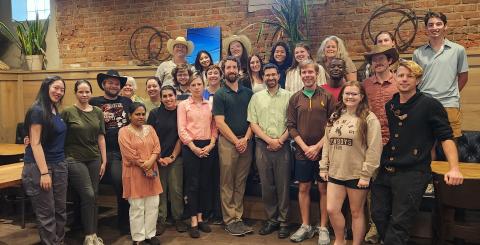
top-left (364, 45), bottom-right (399, 65)
top-left (167, 37), bottom-right (195, 55)
top-left (223, 35), bottom-right (252, 56)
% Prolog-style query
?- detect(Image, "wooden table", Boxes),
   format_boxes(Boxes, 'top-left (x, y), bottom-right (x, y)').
top-left (0, 162), bottom-right (23, 189)
top-left (0, 144), bottom-right (25, 156)
top-left (431, 161), bottom-right (480, 179)
top-left (0, 144), bottom-right (25, 165)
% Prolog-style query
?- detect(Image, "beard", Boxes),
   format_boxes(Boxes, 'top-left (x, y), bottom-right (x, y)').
top-left (266, 79), bottom-right (278, 88)
top-left (225, 72), bottom-right (239, 83)
top-left (105, 88), bottom-right (120, 98)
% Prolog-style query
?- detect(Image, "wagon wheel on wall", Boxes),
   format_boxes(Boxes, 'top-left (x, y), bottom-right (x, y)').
top-left (361, 3), bottom-right (426, 53)
top-left (129, 26), bottom-right (172, 66)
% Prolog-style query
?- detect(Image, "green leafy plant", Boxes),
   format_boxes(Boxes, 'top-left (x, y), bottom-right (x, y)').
top-left (0, 13), bottom-right (49, 56)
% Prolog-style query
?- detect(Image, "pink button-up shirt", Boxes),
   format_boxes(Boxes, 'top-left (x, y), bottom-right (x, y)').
top-left (363, 74), bottom-right (398, 145)
top-left (177, 97), bottom-right (218, 144)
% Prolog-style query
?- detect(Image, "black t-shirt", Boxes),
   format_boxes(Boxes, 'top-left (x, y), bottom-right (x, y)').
top-left (24, 105), bottom-right (67, 164)
top-left (147, 104), bottom-right (179, 157)
top-left (89, 96), bottom-right (132, 151)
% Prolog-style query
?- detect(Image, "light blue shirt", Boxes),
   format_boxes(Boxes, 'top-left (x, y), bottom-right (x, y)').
top-left (412, 39), bottom-right (468, 108)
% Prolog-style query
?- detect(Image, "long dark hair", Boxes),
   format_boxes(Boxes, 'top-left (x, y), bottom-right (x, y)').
top-left (327, 81), bottom-right (370, 146)
top-left (247, 54), bottom-right (264, 84)
top-left (24, 76), bottom-right (65, 143)
top-left (227, 41), bottom-right (249, 74)
top-left (194, 50), bottom-right (213, 72)
top-left (269, 41), bottom-right (292, 71)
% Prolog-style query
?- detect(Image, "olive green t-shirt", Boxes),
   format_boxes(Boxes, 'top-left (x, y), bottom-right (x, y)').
top-left (62, 105), bottom-right (106, 161)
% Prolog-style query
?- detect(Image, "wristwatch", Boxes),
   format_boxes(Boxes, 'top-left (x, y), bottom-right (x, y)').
top-left (169, 155), bottom-right (176, 160)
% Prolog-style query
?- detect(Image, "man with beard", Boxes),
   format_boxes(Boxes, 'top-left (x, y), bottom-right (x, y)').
top-left (362, 45), bottom-right (399, 244)
top-left (287, 60), bottom-right (335, 244)
top-left (90, 70), bottom-right (132, 234)
top-left (321, 57), bottom-right (346, 101)
top-left (212, 56), bottom-right (254, 236)
top-left (155, 36), bottom-right (196, 87)
top-left (247, 63), bottom-right (292, 239)
top-left (413, 12), bottom-right (468, 139)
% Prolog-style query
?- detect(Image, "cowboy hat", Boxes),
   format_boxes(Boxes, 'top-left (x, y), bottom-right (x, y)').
top-left (167, 37), bottom-right (195, 55)
top-left (96, 69), bottom-right (127, 90)
top-left (223, 35), bottom-right (252, 56)
top-left (364, 45), bottom-right (399, 65)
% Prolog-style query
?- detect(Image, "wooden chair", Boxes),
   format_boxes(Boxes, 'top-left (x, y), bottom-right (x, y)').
top-left (432, 173), bottom-right (480, 244)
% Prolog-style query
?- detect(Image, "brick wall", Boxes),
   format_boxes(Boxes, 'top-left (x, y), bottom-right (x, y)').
top-left (55, 0), bottom-right (480, 68)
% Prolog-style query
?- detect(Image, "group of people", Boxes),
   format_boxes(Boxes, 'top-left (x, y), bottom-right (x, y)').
top-left (22, 11), bottom-right (466, 245)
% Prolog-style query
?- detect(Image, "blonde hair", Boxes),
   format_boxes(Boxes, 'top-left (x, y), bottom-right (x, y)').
top-left (126, 76), bottom-right (137, 90)
top-left (397, 60), bottom-right (423, 78)
top-left (317, 36), bottom-right (350, 67)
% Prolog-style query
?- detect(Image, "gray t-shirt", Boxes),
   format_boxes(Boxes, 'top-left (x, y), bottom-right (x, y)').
top-left (413, 39), bottom-right (468, 108)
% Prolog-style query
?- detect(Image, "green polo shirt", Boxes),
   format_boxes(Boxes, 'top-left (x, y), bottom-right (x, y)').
top-left (412, 39), bottom-right (468, 108)
top-left (247, 87), bottom-right (292, 138)
top-left (212, 84), bottom-right (253, 136)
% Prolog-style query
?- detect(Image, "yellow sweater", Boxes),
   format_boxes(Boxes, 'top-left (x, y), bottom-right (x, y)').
top-left (320, 111), bottom-right (382, 181)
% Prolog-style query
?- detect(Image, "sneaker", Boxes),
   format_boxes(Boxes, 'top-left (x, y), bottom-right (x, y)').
top-left (238, 221), bottom-right (254, 234)
top-left (198, 222), bottom-right (212, 233)
top-left (289, 224), bottom-right (315, 242)
top-left (365, 225), bottom-right (379, 244)
top-left (225, 221), bottom-right (244, 236)
top-left (83, 235), bottom-right (95, 245)
top-left (93, 234), bottom-right (104, 245)
top-left (175, 220), bottom-right (188, 233)
top-left (317, 226), bottom-right (331, 245)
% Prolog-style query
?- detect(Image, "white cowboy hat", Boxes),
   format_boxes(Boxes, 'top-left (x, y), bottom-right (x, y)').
top-left (167, 36), bottom-right (195, 55)
top-left (223, 34), bottom-right (252, 56)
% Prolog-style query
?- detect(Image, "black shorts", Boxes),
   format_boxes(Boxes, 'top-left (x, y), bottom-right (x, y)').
top-left (294, 159), bottom-right (325, 183)
top-left (329, 177), bottom-right (369, 190)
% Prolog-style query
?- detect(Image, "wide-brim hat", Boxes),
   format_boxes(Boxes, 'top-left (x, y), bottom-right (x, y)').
top-left (167, 37), bottom-right (195, 56)
top-left (223, 34), bottom-right (252, 56)
top-left (96, 69), bottom-right (127, 90)
top-left (364, 45), bottom-right (399, 65)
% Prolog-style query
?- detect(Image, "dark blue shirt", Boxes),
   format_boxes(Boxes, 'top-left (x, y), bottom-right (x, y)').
top-left (24, 105), bottom-right (67, 164)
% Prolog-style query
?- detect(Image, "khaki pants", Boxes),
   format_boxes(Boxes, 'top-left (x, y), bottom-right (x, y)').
top-left (218, 135), bottom-right (253, 225)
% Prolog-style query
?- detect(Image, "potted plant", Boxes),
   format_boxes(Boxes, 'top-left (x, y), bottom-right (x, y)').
top-left (0, 13), bottom-right (49, 70)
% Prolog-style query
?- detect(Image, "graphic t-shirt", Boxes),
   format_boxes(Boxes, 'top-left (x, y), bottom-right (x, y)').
top-left (89, 96), bottom-right (132, 151)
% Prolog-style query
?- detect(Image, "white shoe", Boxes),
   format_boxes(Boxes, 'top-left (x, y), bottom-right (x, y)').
top-left (83, 235), bottom-right (95, 245)
top-left (93, 234), bottom-right (104, 245)
top-left (317, 226), bottom-right (330, 245)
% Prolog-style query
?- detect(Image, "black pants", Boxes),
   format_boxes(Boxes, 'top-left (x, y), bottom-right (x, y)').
top-left (102, 151), bottom-right (129, 228)
top-left (182, 140), bottom-right (214, 217)
top-left (210, 144), bottom-right (222, 218)
top-left (371, 167), bottom-right (431, 245)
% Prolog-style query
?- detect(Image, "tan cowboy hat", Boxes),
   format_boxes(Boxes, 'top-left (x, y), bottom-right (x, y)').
top-left (223, 34), bottom-right (252, 56)
top-left (167, 37), bottom-right (195, 55)
top-left (364, 45), bottom-right (399, 65)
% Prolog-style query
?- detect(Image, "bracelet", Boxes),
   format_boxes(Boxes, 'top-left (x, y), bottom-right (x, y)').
top-left (41, 172), bottom-right (49, 176)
